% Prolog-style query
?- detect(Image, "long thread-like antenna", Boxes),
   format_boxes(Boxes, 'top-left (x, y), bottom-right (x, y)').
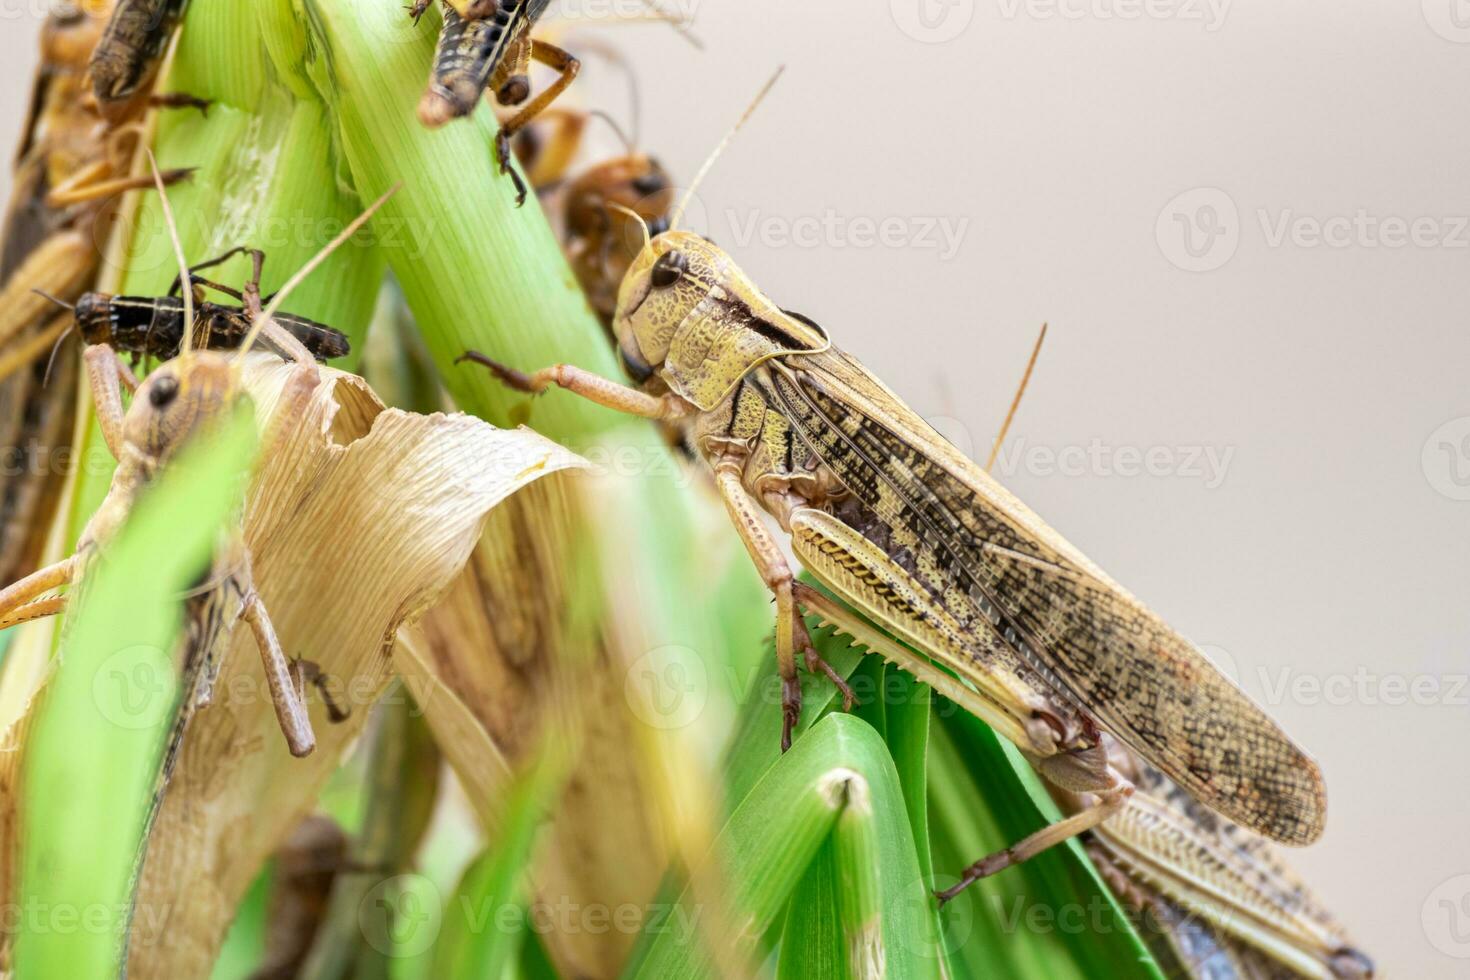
top-left (608, 202), bottom-right (651, 249)
top-left (670, 66), bottom-right (783, 232)
top-left (146, 148), bottom-right (194, 354)
top-left (986, 323), bottom-right (1048, 473)
top-left (236, 185), bottom-right (400, 360)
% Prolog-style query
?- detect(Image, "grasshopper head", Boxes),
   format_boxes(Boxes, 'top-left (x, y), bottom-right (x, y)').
top-left (41, 3), bottom-right (106, 72)
top-left (123, 352), bottom-right (242, 468)
top-left (74, 292), bottom-right (113, 345)
top-left (612, 230), bottom-right (733, 386)
top-left (565, 155), bottom-right (674, 241)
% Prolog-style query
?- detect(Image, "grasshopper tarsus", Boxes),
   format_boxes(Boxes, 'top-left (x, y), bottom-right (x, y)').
top-left (494, 130), bottom-right (530, 207)
top-left (295, 657), bottom-right (351, 725)
top-left (148, 92), bottom-right (211, 115)
top-left (779, 676), bottom-right (801, 753)
top-left (458, 349), bottom-right (540, 393)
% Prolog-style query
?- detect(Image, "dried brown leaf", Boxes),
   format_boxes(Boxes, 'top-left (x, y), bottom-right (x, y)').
top-left (125, 356), bottom-right (586, 977)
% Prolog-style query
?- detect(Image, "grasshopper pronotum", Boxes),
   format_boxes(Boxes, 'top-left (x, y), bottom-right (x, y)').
top-left (460, 81), bottom-right (1356, 975)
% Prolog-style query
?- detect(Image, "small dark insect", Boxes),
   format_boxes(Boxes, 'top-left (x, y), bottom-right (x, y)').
top-left (417, 0), bottom-right (578, 205)
top-left (48, 248), bottom-right (352, 365)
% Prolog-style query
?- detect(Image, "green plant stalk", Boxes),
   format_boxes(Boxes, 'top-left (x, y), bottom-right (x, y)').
top-left (14, 410), bottom-right (256, 977)
top-left (430, 749), bottom-right (566, 980)
top-left (296, 0), bottom-right (621, 440)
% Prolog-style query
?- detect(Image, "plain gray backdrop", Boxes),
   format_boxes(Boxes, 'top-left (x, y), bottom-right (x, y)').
top-left (1, 2), bottom-right (1465, 975)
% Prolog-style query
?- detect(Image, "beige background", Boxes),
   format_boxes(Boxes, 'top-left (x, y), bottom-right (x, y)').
top-left (3, 1), bottom-right (1467, 975)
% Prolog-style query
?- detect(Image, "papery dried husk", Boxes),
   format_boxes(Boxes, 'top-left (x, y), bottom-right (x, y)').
top-left (401, 467), bottom-right (674, 979)
top-left (124, 355), bottom-right (587, 978)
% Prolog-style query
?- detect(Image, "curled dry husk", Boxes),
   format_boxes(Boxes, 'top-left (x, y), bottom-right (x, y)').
top-left (1, 354), bottom-right (587, 977)
top-left (396, 466), bottom-right (675, 979)
top-left (396, 455), bottom-right (749, 979)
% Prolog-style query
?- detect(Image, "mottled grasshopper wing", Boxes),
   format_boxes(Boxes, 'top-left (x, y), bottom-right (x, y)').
top-left (762, 347), bottom-right (1326, 846)
top-left (1082, 741), bottom-right (1369, 978)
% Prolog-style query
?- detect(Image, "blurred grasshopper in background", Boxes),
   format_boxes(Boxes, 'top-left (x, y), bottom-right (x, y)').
top-left (0, 2), bottom-right (197, 589)
top-left (89, 0), bottom-right (192, 120)
top-left (463, 78), bottom-right (1372, 978)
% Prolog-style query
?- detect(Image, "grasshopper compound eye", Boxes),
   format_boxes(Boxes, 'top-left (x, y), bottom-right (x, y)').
top-left (149, 375), bottom-right (180, 408)
top-left (650, 250), bottom-right (687, 289)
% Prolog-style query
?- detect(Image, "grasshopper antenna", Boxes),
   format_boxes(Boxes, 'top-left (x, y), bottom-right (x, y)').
top-left (639, 0), bottom-right (704, 50)
top-left (670, 66), bottom-right (782, 232)
top-left (42, 323), bottom-right (77, 387)
top-left (986, 323), bottom-right (1048, 473)
top-left (587, 110), bottom-right (636, 158)
top-left (31, 289), bottom-right (74, 312)
top-left (236, 185), bottom-right (400, 363)
top-left (146, 148), bottom-right (194, 355)
top-left (608, 202), bottom-right (651, 250)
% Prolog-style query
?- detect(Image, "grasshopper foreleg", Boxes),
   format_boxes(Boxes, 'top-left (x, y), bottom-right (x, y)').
top-left (493, 40), bottom-right (581, 208)
top-left (457, 353), bottom-right (693, 421)
top-left (83, 343), bottom-right (139, 459)
top-left (237, 558), bottom-right (316, 758)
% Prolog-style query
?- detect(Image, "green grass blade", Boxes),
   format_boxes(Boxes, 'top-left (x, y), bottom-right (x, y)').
top-left (776, 839), bottom-right (845, 979)
top-left (430, 752), bottom-right (566, 979)
top-left (629, 714), bottom-right (941, 980)
top-left (929, 711), bottom-right (1165, 980)
top-left (13, 409), bottom-right (256, 977)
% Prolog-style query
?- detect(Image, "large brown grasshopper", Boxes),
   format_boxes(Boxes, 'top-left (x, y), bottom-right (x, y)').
top-left (460, 119), bottom-right (1337, 970)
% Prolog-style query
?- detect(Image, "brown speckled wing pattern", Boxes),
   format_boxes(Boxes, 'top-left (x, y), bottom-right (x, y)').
top-left (765, 349), bottom-right (1325, 846)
